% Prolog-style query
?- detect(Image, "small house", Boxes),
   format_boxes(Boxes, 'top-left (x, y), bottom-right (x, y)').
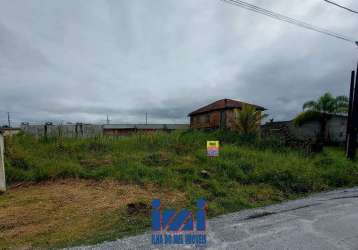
top-left (188, 99), bottom-right (266, 129)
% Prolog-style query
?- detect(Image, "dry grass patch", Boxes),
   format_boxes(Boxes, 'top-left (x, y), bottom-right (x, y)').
top-left (0, 179), bottom-right (185, 249)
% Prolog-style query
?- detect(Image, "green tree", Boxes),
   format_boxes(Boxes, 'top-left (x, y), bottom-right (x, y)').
top-left (232, 104), bottom-right (267, 135)
top-left (295, 92), bottom-right (349, 142)
top-left (302, 92), bottom-right (348, 114)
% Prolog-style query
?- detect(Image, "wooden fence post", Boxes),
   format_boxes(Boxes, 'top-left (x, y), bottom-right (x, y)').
top-left (0, 133), bottom-right (6, 192)
top-left (44, 123), bottom-right (48, 139)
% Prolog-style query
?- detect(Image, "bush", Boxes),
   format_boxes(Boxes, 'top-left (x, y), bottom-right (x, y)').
top-left (293, 111), bottom-right (324, 126)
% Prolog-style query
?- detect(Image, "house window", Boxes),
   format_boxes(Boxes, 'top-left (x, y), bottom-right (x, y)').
top-left (205, 114), bottom-right (210, 123)
top-left (220, 111), bottom-right (226, 128)
top-left (199, 115), bottom-right (206, 123)
top-left (193, 116), bottom-right (200, 124)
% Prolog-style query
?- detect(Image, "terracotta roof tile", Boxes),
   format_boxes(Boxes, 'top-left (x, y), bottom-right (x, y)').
top-left (188, 99), bottom-right (266, 116)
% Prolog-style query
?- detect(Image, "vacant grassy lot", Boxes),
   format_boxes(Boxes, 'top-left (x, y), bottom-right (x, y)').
top-left (1, 130), bottom-right (358, 249)
top-left (0, 180), bottom-right (185, 249)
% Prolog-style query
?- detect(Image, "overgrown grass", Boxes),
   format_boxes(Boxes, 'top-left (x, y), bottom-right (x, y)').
top-left (2, 130), bottom-right (358, 248)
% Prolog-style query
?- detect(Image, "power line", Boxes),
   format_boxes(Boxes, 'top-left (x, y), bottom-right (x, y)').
top-left (323, 0), bottom-right (358, 14)
top-left (222, 0), bottom-right (354, 42)
top-left (221, 0), bottom-right (355, 43)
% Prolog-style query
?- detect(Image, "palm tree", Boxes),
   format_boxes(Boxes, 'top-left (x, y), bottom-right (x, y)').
top-left (232, 104), bottom-right (267, 135)
top-left (296, 92), bottom-right (349, 142)
top-left (302, 92), bottom-right (348, 114)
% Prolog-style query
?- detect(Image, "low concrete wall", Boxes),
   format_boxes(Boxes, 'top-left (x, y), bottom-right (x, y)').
top-left (326, 116), bottom-right (347, 142)
top-left (262, 115), bottom-right (349, 143)
top-left (0, 134), bottom-right (6, 192)
top-left (0, 128), bottom-right (21, 137)
top-left (288, 121), bottom-right (321, 142)
top-left (21, 124), bottom-right (103, 138)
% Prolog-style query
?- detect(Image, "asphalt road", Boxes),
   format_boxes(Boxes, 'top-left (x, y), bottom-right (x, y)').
top-left (70, 187), bottom-right (358, 250)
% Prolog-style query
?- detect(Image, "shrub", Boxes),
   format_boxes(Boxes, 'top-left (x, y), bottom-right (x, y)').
top-left (231, 104), bottom-right (268, 135)
top-left (293, 111), bottom-right (323, 126)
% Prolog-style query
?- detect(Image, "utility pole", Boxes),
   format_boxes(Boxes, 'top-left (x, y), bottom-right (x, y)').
top-left (146, 112), bottom-right (148, 125)
top-left (346, 70), bottom-right (356, 159)
top-left (352, 62), bottom-right (358, 157)
top-left (7, 112), bottom-right (10, 128)
top-left (346, 42), bottom-right (358, 160)
top-left (347, 63), bottom-right (358, 160)
top-left (106, 114), bottom-right (110, 125)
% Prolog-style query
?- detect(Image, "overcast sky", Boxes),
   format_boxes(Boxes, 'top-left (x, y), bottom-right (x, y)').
top-left (0, 0), bottom-right (357, 125)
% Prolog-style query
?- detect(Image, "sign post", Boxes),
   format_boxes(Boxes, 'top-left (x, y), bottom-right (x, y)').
top-left (207, 141), bottom-right (219, 157)
top-left (0, 133), bottom-right (6, 192)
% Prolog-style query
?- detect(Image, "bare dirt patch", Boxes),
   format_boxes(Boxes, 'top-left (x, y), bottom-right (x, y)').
top-left (0, 180), bottom-right (185, 249)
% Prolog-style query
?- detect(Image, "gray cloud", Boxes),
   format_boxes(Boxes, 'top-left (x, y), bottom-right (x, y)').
top-left (0, 0), bottom-right (357, 125)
